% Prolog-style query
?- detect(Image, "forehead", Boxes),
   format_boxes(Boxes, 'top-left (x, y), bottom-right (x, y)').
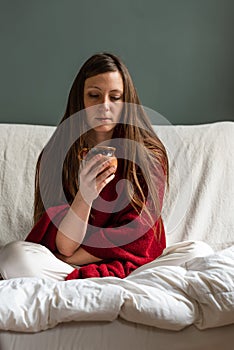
top-left (84, 71), bottom-right (124, 91)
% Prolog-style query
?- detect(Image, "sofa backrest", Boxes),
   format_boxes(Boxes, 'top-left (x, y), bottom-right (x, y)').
top-left (0, 122), bottom-right (233, 250)
top-left (0, 124), bottom-right (54, 247)
top-left (156, 122), bottom-right (234, 250)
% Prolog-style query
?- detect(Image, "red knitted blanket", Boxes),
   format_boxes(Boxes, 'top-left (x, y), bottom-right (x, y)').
top-left (25, 203), bottom-right (165, 280)
top-left (26, 160), bottom-right (166, 280)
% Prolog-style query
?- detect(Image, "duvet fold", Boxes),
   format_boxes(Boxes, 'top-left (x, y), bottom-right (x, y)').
top-left (0, 246), bottom-right (233, 333)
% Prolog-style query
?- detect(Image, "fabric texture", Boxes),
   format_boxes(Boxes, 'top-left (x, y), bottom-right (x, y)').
top-left (0, 242), bottom-right (233, 333)
top-left (26, 159), bottom-right (166, 280)
top-left (0, 241), bottom-right (74, 281)
top-left (156, 122), bottom-right (234, 250)
top-left (0, 122), bottom-right (234, 335)
top-left (0, 122), bottom-right (233, 252)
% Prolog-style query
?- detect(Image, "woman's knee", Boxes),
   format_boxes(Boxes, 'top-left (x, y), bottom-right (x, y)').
top-left (163, 240), bottom-right (213, 256)
top-left (182, 240), bottom-right (214, 259)
top-left (0, 241), bottom-right (25, 263)
top-left (0, 241), bottom-right (74, 281)
top-left (0, 241), bottom-right (36, 279)
top-left (158, 240), bottom-right (214, 267)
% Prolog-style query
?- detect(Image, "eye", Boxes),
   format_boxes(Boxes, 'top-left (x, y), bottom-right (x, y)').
top-left (88, 93), bottom-right (99, 99)
top-left (110, 96), bottom-right (122, 101)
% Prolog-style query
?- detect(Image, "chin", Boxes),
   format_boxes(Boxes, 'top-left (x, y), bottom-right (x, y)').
top-left (93, 124), bottom-right (115, 133)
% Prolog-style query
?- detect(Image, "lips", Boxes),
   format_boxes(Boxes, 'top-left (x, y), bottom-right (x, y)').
top-left (95, 117), bottom-right (112, 123)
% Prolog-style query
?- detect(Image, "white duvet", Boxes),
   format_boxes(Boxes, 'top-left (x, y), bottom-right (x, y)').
top-left (0, 245), bottom-right (233, 333)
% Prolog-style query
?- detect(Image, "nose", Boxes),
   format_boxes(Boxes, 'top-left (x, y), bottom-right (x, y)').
top-left (102, 95), bottom-right (110, 111)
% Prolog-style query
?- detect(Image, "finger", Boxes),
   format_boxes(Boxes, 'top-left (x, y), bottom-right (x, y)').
top-left (97, 173), bottom-right (116, 193)
top-left (95, 158), bottom-right (116, 176)
top-left (81, 154), bottom-right (103, 175)
top-left (96, 166), bottom-right (116, 186)
top-left (85, 157), bottom-right (115, 180)
top-left (98, 165), bottom-right (117, 179)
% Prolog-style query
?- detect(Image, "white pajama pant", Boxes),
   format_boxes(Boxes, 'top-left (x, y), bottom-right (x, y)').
top-left (0, 240), bottom-right (214, 282)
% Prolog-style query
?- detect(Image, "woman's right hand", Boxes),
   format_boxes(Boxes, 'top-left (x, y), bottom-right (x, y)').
top-left (56, 153), bottom-right (116, 257)
top-left (78, 154), bottom-right (116, 205)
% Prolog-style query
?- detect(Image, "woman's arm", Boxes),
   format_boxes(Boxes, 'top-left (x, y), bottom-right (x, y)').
top-left (55, 246), bottom-right (102, 265)
top-left (55, 154), bottom-right (116, 257)
top-left (55, 190), bottom-right (92, 257)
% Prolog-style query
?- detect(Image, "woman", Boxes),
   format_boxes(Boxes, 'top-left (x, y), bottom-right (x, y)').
top-left (0, 52), bottom-right (169, 281)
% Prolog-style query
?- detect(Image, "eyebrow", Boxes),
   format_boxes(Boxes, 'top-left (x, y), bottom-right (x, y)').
top-left (86, 85), bottom-right (123, 93)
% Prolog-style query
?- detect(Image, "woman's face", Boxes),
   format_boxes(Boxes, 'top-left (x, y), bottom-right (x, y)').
top-left (83, 71), bottom-right (124, 141)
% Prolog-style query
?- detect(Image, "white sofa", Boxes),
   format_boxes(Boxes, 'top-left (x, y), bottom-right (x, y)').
top-left (0, 122), bottom-right (233, 350)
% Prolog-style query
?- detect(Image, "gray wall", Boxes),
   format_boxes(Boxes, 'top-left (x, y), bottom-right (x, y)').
top-left (0, 0), bottom-right (233, 126)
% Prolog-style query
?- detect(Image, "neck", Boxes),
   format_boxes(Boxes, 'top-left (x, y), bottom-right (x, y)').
top-left (92, 130), bottom-right (114, 145)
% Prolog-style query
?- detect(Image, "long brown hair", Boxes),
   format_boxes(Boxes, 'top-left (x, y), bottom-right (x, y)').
top-left (34, 52), bottom-right (169, 230)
